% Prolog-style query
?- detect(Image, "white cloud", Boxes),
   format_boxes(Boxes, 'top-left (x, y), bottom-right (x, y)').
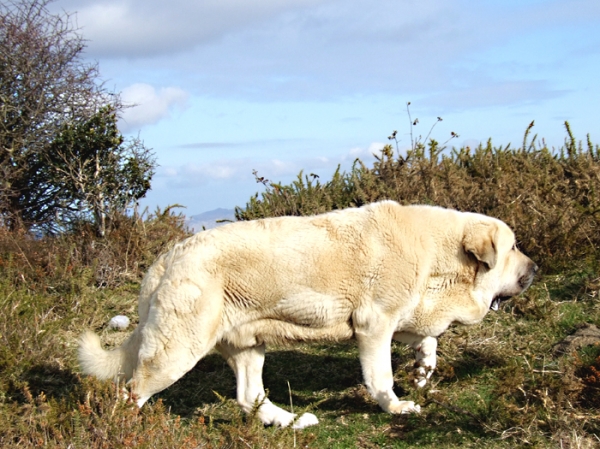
top-left (54, 0), bottom-right (600, 106)
top-left (156, 141), bottom-right (388, 190)
top-left (186, 163), bottom-right (237, 180)
top-left (118, 83), bottom-right (189, 132)
top-left (67, 0), bottom-right (328, 58)
top-left (157, 159), bottom-right (250, 185)
top-left (142, 142), bottom-right (399, 212)
top-left (344, 142), bottom-right (386, 164)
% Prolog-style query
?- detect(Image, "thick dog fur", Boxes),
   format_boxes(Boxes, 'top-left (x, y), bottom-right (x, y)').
top-left (78, 201), bottom-right (537, 428)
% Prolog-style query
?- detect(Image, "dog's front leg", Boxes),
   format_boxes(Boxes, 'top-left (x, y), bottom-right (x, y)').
top-left (393, 332), bottom-right (437, 388)
top-left (355, 327), bottom-right (421, 414)
top-left (413, 336), bottom-right (437, 388)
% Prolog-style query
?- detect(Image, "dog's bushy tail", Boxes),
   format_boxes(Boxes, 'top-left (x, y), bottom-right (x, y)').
top-left (78, 330), bottom-right (140, 381)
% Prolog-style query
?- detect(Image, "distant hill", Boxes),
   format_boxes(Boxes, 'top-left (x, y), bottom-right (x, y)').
top-left (186, 208), bottom-right (236, 232)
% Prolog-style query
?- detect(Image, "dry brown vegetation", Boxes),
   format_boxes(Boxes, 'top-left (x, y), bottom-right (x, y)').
top-left (1, 126), bottom-right (600, 447)
top-left (0, 206), bottom-right (190, 291)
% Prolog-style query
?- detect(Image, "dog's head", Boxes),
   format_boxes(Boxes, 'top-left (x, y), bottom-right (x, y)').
top-left (463, 217), bottom-right (538, 311)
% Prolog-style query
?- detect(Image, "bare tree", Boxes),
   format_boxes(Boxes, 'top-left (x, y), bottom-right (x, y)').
top-left (0, 0), bottom-right (155, 233)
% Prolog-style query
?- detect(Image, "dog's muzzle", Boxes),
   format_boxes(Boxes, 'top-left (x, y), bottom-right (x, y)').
top-left (490, 261), bottom-right (538, 311)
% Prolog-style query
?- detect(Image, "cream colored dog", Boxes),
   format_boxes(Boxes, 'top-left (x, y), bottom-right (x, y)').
top-left (78, 201), bottom-right (537, 428)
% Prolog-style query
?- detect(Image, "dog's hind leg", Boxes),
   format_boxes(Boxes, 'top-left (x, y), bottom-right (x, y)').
top-left (216, 342), bottom-right (319, 429)
top-left (129, 278), bottom-right (224, 407)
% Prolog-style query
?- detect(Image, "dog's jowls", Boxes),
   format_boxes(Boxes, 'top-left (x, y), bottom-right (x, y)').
top-left (78, 201), bottom-right (537, 429)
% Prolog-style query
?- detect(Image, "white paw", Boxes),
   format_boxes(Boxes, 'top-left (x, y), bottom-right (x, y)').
top-left (412, 364), bottom-right (434, 388)
top-left (261, 409), bottom-right (295, 428)
top-left (387, 400), bottom-right (421, 414)
top-left (414, 377), bottom-right (427, 389)
top-left (292, 412), bottom-right (319, 429)
top-left (258, 404), bottom-right (319, 428)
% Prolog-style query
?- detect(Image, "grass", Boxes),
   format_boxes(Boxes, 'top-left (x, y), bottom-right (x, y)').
top-left (1, 268), bottom-right (599, 448)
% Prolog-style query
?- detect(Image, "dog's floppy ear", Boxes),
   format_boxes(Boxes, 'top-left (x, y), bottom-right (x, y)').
top-left (463, 221), bottom-right (498, 269)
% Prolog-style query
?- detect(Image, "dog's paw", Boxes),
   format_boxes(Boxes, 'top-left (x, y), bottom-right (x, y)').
top-left (412, 363), bottom-right (434, 388)
top-left (292, 412), bottom-right (319, 429)
top-left (387, 400), bottom-right (421, 414)
top-left (261, 407), bottom-right (319, 429)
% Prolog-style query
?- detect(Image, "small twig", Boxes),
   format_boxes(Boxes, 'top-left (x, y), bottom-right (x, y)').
top-left (407, 101), bottom-right (415, 151)
top-left (238, 437), bottom-right (252, 448)
top-left (388, 130), bottom-right (399, 154)
top-left (287, 381), bottom-right (296, 448)
top-left (423, 117), bottom-right (443, 144)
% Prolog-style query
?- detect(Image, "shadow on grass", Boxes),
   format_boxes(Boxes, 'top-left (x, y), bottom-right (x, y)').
top-left (13, 356), bottom-right (495, 447)
top-left (10, 342), bottom-right (391, 419)
top-left (155, 343), bottom-right (426, 418)
top-left (386, 406), bottom-right (491, 446)
top-left (14, 340), bottom-right (501, 439)
top-left (11, 363), bottom-right (80, 404)
top-left (156, 348), bottom-right (372, 417)
top-left (446, 347), bottom-right (507, 381)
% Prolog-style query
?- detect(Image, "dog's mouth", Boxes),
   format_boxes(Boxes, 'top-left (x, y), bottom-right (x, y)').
top-left (490, 295), bottom-right (511, 311)
top-left (490, 263), bottom-right (538, 312)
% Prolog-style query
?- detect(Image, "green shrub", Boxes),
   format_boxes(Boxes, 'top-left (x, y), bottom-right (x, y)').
top-left (237, 123), bottom-right (600, 274)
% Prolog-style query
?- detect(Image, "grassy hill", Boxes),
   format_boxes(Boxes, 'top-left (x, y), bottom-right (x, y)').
top-left (1, 128), bottom-right (599, 448)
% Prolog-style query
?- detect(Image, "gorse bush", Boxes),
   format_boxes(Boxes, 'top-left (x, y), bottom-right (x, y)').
top-left (237, 122), bottom-right (600, 274)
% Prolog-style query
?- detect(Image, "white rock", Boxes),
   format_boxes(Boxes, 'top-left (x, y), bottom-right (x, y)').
top-left (108, 315), bottom-right (130, 330)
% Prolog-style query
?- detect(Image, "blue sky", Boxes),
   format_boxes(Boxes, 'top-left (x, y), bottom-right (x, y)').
top-left (52, 0), bottom-right (600, 215)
